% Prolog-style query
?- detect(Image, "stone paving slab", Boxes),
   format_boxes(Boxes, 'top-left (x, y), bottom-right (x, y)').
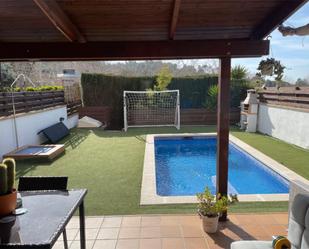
top-left (54, 213), bottom-right (288, 249)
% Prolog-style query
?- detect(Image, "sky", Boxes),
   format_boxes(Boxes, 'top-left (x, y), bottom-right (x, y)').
top-left (233, 3), bottom-right (309, 82)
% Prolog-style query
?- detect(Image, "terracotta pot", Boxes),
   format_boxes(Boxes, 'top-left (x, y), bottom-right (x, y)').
top-left (0, 189), bottom-right (17, 217)
top-left (201, 215), bottom-right (219, 233)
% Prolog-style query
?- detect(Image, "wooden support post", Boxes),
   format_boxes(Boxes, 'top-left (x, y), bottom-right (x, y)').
top-left (216, 57), bottom-right (231, 221)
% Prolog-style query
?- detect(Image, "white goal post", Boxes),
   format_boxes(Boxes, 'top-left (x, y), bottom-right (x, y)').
top-left (123, 90), bottom-right (180, 131)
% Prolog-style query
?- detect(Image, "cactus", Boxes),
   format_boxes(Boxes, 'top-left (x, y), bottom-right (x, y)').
top-left (0, 164), bottom-right (8, 195)
top-left (2, 158), bottom-right (16, 192)
top-left (0, 158), bottom-right (16, 195)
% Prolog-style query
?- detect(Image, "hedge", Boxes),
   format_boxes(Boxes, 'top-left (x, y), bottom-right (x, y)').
top-left (81, 74), bottom-right (153, 128)
top-left (168, 76), bottom-right (217, 108)
top-left (0, 85), bottom-right (64, 92)
top-left (81, 73), bottom-right (249, 128)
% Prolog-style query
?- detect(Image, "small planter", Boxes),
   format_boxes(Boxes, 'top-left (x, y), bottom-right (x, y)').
top-left (0, 189), bottom-right (17, 217)
top-left (257, 58), bottom-right (285, 81)
top-left (197, 187), bottom-right (238, 234)
top-left (200, 214), bottom-right (219, 233)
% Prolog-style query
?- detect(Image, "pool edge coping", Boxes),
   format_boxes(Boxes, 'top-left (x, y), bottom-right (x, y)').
top-left (140, 133), bottom-right (309, 205)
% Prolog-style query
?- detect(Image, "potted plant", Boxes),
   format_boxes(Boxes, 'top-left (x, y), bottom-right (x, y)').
top-left (0, 158), bottom-right (17, 217)
top-left (197, 187), bottom-right (237, 233)
top-left (256, 58), bottom-right (285, 81)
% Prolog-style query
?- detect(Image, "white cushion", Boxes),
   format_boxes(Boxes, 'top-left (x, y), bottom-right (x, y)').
top-left (231, 241), bottom-right (272, 249)
top-left (288, 194), bottom-right (309, 249)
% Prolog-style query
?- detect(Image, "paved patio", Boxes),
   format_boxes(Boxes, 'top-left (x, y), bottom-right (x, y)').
top-left (55, 213), bottom-right (288, 249)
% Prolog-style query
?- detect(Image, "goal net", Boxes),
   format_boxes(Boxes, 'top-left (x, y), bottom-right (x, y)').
top-left (123, 90), bottom-right (180, 131)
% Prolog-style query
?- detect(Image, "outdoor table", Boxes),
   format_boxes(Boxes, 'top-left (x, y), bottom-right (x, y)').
top-left (0, 189), bottom-right (87, 249)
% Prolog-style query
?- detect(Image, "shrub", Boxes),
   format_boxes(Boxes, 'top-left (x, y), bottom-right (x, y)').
top-left (202, 80), bottom-right (250, 111)
top-left (155, 66), bottom-right (172, 90)
top-left (232, 65), bottom-right (248, 81)
top-left (0, 85), bottom-right (64, 92)
top-left (203, 85), bottom-right (218, 110)
top-left (25, 87), bottom-right (36, 91)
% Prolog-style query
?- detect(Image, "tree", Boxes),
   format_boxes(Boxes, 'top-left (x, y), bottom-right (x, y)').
top-left (295, 78), bottom-right (309, 86)
top-left (279, 24), bottom-right (309, 36)
top-left (203, 85), bottom-right (218, 110)
top-left (231, 65), bottom-right (248, 80)
top-left (0, 63), bottom-right (14, 89)
top-left (230, 66), bottom-right (250, 108)
top-left (154, 65), bottom-right (173, 90)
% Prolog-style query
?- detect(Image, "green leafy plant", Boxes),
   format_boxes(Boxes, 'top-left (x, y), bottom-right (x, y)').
top-left (203, 84), bottom-right (218, 110)
top-left (26, 86), bottom-right (36, 91)
top-left (197, 187), bottom-right (238, 217)
top-left (0, 158), bottom-right (16, 195)
top-left (35, 85), bottom-right (64, 91)
top-left (1, 85), bottom-right (64, 92)
top-left (154, 66), bottom-right (172, 91)
top-left (232, 65), bottom-right (248, 80)
top-left (257, 58), bottom-right (285, 81)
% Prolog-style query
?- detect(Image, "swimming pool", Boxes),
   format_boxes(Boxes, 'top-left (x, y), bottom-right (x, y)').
top-left (155, 136), bottom-right (289, 196)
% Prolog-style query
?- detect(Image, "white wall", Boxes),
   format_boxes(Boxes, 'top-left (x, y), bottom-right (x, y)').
top-left (0, 106), bottom-right (77, 159)
top-left (258, 103), bottom-right (309, 149)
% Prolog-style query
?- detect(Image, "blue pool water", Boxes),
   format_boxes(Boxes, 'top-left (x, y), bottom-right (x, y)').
top-left (155, 136), bottom-right (289, 196)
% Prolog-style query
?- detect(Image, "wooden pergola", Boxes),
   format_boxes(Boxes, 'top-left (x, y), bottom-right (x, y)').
top-left (1, 0), bottom-right (306, 219)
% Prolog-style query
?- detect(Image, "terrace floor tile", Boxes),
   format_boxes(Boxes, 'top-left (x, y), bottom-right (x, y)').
top-left (118, 227), bottom-right (141, 239)
top-left (122, 216), bottom-right (142, 227)
top-left (76, 213), bottom-right (288, 249)
top-left (93, 239), bottom-right (117, 249)
top-left (184, 238), bottom-right (208, 249)
top-left (86, 217), bottom-right (104, 229)
top-left (141, 216), bottom-right (161, 227)
top-left (116, 239), bottom-right (140, 249)
top-left (162, 238), bottom-right (185, 249)
top-left (140, 227), bottom-right (161, 238)
top-left (160, 225), bottom-right (182, 238)
top-left (102, 217), bottom-right (123, 228)
top-left (140, 238), bottom-right (162, 249)
top-left (97, 228), bottom-right (120, 240)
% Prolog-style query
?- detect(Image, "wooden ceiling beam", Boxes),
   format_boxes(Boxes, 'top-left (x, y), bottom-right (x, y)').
top-left (169, 0), bottom-right (181, 40)
top-left (33, 0), bottom-right (86, 43)
top-left (0, 39), bottom-right (269, 61)
top-left (251, 0), bottom-right (307, 39)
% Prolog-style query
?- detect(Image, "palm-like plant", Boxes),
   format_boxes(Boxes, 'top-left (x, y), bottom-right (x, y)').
top-left (203, 85), bottom-right (218, 110)
top-left (232, 65), bottom-right (248, 81)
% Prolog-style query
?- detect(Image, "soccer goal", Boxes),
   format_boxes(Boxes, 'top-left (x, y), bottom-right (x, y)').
top-left (123, 90), bottom-right (180, 131)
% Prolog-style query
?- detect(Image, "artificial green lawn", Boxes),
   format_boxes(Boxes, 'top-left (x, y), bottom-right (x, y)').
top-left (16, 126), bottom-right (308, 215)
top-left (232, 131), bottom-right (309, 180)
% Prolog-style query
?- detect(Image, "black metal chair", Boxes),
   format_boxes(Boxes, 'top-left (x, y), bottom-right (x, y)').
top-left (18, 176), bottom-right (69, 249)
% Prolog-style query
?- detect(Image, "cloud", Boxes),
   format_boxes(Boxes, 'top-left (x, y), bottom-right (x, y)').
top-left (280, 58), bottom-right (309, 67)
top-left (284, 14), bottom-right (309, 27)
top-left (273, 41), bottom-right (309, 51)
